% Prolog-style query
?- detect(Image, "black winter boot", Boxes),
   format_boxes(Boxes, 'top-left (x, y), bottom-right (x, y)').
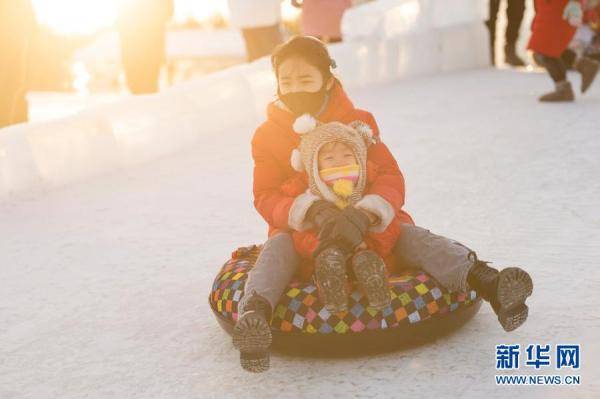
top-left (575, 57), bottom-right (600, 93)
top-left (232, 290), bottom-right (273, 373)
top-left (314, 246), bottom-right (350, 313)
top-left (351, 250), bottom-right (391, 311)
top-left (504, 44), bottom-right (526, 67)
top-left (539, 81), bottom-right (575, 102)
top-left (466, 252), bottom-right (533, 332)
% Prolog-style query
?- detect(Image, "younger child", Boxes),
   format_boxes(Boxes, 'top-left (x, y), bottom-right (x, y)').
top-left (530, 0), bottom-right (600, 101)
top-left (282, 116), bottom-right (401, 313)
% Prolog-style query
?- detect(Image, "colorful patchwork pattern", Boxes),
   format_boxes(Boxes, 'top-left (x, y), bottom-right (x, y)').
top-left (209, 245), bottom-right (479, 334)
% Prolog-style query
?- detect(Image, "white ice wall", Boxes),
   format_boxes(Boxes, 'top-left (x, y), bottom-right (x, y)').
top-left (0, 0), bottom-right (489, 200)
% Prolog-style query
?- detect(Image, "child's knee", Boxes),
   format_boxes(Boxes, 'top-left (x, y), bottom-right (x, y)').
top-left (267, 232), bottom-right (294, 249)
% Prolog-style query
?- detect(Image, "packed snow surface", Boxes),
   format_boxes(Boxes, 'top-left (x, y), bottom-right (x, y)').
top-left (1, 68), bottom-right (599, 398)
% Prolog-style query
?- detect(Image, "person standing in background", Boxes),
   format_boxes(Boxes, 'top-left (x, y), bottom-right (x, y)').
top-left (227, 0), bottom-right (283, 62)
top-left (487, 0), bottom-right (527, 66)
top-left (0, 0), bottom-right (37, 128)
top-left (292, 0), bottom-right (353, 43)
top-left (117, 0), bottom-right (173, 94)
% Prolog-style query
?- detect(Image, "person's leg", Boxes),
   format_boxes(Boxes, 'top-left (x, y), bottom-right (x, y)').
top-left (241, 27), bottom-right (261, 62)
top-left (561, 48), bottom-right (577, 70)
top-left (393, 225), bottom-right (473, 293)
top-left (135, 28), bottom-right (163, 94)
top-left (146, 25), bottom-right (166, 93)
top-left (240, 232), bottom-right (300, 311)
top-left (119, 34), bottom-right (142, 94)
top-left (575, 56), bottom-right (600, 94)
top-left (505, 0), bottom-right (526, 66)
top-left (257, 24), bottom-right (283, 59)
top-left (242, 24), bottom-right (283, 63)
top-left (0, 63), bottom-right (21, 127)
top-left (486, 0), bottom-right (500, 65)
top-left (535, 54), bottom-right (567, 82)
top-left (393, 224), bottom-right (533, 331)
top-left (534, 53), bottom-right (575, 102)
top-left (568, 26), bottom-right (600, 94)
top-left (0, 39), bottom-right (28, 127)
top-left (11, 90), bottom-right (28, 124)
top-left (505, 0), bottom-right (525, 45)
top-left (233, 232), bottom-right (300, 373)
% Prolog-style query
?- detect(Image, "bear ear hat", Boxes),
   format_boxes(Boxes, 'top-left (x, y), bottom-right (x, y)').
top-left (293, 113), bottom-right (317, 134)
top-left (349, 120), bottom-right (375, 144)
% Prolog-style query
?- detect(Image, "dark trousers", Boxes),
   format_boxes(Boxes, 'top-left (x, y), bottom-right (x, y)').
top-left (241, 24), bottom-right (283, 62)
top-left (119, 26), bottom-right (166, 94)
top-left (0, 40), bottom-right (30, 128)
top-left (487, 0), bottom-right (526, 61)
top-left (534, 53), bottom-right (568, 83)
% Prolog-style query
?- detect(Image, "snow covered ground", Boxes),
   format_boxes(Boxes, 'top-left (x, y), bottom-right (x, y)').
top-left (1, 68), bottom-right (599, 398)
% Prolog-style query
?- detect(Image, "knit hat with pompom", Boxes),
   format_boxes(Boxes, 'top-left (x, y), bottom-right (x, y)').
top-left (289, 114), bottom-right (376, 206)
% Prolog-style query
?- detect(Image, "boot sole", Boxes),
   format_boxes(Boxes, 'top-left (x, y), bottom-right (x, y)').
top-left (352, 251), bottom-right (391, 311)
top-left (315, 248), bottom-right (349, 313)
top-left (240, 351), bottom-right (270, 373)
top-left (495, 267), bottom-right (533, 332)
top-left (498, 303), bottom-right (529, 332)
top-left (539, 94), bottom-right (575, 102)
top-left (232, 311), bottom-right (272, 372)
top-left (496, 267), bottom-right (533, 309)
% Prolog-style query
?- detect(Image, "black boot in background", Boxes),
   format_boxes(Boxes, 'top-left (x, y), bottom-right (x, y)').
top-left (466, 252), bottom-right (533, 332)
top-left (232, 290), bottom-right (273, 373)
top-left (539, 81), bottom-right (575, 102)
top-left (505, 43), bottom-right (526, 67)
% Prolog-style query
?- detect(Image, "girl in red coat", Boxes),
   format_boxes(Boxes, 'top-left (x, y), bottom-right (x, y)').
top-left (529, 0), bottom-right (599, 101)
top-left (232, 36), bottom-right (534, 373)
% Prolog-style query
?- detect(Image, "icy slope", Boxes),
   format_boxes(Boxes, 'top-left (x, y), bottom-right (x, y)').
top-left (1, 68), bottom-right (599, 398)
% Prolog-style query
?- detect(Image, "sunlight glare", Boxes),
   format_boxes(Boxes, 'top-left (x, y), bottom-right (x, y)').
top-left (31, 0), bottom-right (119, 35)
top-left (32, 0), bottom-right (228, 35)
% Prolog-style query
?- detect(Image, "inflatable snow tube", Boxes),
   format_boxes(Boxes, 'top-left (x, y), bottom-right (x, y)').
top-left (209, 245), bottom-right (482, 356)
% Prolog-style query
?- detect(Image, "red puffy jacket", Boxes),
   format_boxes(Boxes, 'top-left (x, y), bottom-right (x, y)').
top-left (528, 0), bottom-right (577, 58)
top-left (251, 81), bottom-right (414, 279)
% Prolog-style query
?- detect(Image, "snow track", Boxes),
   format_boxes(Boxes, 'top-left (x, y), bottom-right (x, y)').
top-left (1, 68), bottom-right (599, 398)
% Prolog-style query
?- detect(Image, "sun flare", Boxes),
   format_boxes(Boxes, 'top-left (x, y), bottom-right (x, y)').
top-left (31, 0), bottom-right (228, 35)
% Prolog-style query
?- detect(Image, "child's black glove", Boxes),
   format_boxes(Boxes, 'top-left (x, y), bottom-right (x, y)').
top-left (318, 206), bottom-right (370, 253)
top-left (306, 200), bottom-right (339, 230)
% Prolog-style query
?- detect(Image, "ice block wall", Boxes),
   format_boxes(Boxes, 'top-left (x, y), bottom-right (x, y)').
top-left (0, 0), bottom-right (489, 200)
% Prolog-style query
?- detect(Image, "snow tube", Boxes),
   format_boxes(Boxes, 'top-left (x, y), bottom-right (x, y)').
top-left (209, 245), bottom-right (482, 356)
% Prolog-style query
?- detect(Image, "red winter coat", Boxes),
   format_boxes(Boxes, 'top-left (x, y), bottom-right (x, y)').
top-left (279, 161), bottom-right (404, 281)
top-left (528, 0), bottom-right (577, 58)
top-left (251, 81), bottom-right (414, 279)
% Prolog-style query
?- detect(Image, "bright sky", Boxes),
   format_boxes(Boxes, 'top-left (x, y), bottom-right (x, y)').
top-left (31, 0), bottom-right (298, 35)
